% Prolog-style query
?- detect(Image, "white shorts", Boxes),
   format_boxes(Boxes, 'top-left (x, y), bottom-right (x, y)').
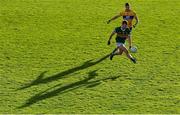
top-left (116, 43), bottom-right (125, 47)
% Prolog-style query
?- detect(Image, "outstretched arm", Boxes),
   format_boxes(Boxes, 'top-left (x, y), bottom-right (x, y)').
top-left (133, 15), bottom-right (139, 28)
top-left (107, 31), bottom-right (116, 45)
top-left (107, 14), bottom-right (121, 24)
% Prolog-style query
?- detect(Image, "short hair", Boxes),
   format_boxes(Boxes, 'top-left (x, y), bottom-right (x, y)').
top-left (125, 3), bottom-right (129, 6)
top-left (122, 20), bottom-right (128, 25)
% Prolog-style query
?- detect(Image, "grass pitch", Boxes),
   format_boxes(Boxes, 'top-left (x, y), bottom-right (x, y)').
top-left (0, 0), bottom-right (180, 113)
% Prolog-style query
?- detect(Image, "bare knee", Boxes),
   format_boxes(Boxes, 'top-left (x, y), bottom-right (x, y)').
top-left (117, 47), bottom-right (123, 55)
top-left (122, 47), bottom-right (129, 55)
top-left (118, 48), bottom-right (123, 55)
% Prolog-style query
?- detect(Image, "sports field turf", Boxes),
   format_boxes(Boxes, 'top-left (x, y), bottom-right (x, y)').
top-left (0, 0), bottom-right (180, 113)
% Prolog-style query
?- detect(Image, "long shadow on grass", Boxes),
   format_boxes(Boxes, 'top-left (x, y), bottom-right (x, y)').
top-left (19, 70), bottom-right (120, 108)
top-left (18, 54), bottom-right (110, 90)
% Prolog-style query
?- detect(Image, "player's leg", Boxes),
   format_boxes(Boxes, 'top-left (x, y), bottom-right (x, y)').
top-left (110, 47), bottom-right (118, 60)
top-left (110, 43), bottom-right (123, 60)
top-left (121, 45), bottom-right (136, 63)
top-left (110, 37), bottom-right (124, 60)
top-left (110, 46), bottom-right (123, 60)
top-left (111, 47), bottom-right (118, 55)
top-left (113, 46), bottom-right (123, 55)
top-left (117, 47), bottom-right (123, 55)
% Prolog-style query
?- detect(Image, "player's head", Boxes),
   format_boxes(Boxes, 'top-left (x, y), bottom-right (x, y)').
top-left (122, 20), bottom-right (128, 28)
top-left (125, 3), bottom-right (130, 10)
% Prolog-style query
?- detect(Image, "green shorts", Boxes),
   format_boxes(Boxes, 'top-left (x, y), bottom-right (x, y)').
top-left (116, 37), bottom-right (126, 44)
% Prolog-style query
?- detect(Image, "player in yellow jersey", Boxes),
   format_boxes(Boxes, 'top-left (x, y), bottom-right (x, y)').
top-left (107, 3), bottom-right (139, 49)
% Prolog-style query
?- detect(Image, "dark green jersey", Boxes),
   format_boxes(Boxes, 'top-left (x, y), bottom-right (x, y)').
top-left (115, 26), bottom-right (130, 36)
top-left (114, 27), bottom-right (130, 43)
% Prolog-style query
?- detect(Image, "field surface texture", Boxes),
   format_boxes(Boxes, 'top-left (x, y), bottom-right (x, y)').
top-left (0, 0), bottom-right (180, 114)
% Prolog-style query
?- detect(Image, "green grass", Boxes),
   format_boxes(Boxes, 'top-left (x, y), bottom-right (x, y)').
top-left (0, 0), bottom-right (180, 114)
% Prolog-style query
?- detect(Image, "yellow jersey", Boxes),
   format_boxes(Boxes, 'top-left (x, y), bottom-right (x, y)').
top-left (120, 10), bottom-right (137, 27)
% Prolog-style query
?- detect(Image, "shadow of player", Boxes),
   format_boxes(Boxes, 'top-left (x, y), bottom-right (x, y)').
top-left (19, 69), bottom-right (120, 108)
top-left (18, 54), bottom-right (110, 90)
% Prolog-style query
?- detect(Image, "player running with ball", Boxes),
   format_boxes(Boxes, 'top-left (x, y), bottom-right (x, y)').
top-left (107, 3), bottom-right (139, 50)
top-left (107, 20), bottom-right (136, 63)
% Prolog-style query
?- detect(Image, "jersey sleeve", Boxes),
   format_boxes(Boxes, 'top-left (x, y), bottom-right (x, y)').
top-left (133, 11), bottom-right (137, 16)
top-left (126, 28), bottom-right (131, 35)
top-left (114, 27), bottom-right (118, 33)
top-left (119, 11), bottom-right (124, 16)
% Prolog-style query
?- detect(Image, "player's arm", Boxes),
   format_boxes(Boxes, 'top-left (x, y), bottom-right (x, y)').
top-left (133, 15), bottom-right (139, 28)
top-left (125, 29), bottom-right (132, 49)
top-left (127, 35), bottom-right (132, 49)
top-left (107, 31), bottom-right (116, 45)
top-left (107, 14), bottom-right (121, 24)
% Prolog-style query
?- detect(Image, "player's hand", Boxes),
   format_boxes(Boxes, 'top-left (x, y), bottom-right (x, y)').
top-left (107, 40), bottom-right (111, 45)
top-left (107, 20), bottom-right (111, 24)
top-left (133, 25), bottom-right (136, 28)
